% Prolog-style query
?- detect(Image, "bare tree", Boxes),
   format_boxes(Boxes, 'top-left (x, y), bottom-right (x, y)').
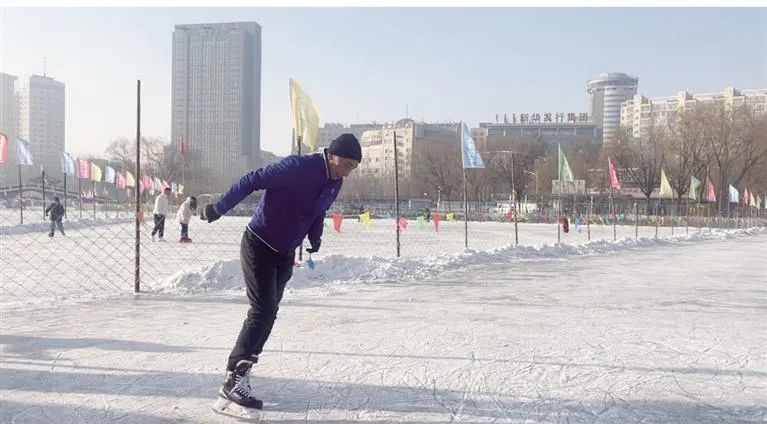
top-left (663, 108), bottom-right (708, 210)
top-left (611, 125), bottom-right (665, 212)
top-left (702, 103), bottom-right (767, 212)
top-left (411, 137), bottom-right (463, 201)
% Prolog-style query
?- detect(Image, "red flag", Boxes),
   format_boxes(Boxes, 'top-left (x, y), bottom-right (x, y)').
top-left (707, 179), bottom-right (717, 202)
top-left (331, 212), bottom-right (344, 232)
top-left (744, 187), bottom-right (750, 206)
top-left (0, 132), bottom-right (8, 164)
top-left (180, 134), bottom-right (185, 157)
top-left (139, 180), bottom-right (145, 194)
top-left (398, 217), bottom-right (408, 231)
top-left (608, 156), bottom-right (621, 190)
top-left (77, 158), bottom-right (91, 179)
top-left (433, 213), bottom-right (441, 232)
top-left (505, 211), bottom-right (514, 222)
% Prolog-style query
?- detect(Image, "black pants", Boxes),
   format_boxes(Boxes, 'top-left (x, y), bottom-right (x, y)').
top-left (49, 219), bottom-right (65, 236)
top-left (228, 230), bottom-right (294, 371)
top-left (151, 214), bottom-right (166, 237)
top-left (180, 222), bottom-right (189, 239)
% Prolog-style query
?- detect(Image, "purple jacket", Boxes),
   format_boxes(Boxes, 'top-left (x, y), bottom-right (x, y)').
top-left (213, 151), bottom-right (342, 255)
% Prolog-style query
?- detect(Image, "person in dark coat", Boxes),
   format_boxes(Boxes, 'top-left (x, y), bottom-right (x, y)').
top-left (44, 197), bottom-right (66, 237)
top-left (204, 133), bottom-right (362, 414)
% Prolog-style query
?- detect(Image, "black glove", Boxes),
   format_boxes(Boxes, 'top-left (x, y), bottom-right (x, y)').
top-left (306, 238), bottom-right (321, 254)
top-left (202, 204), bottom-right (221, 223)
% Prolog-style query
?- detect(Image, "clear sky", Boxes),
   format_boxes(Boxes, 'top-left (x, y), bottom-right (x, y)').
top-left (1, 7), bottom-right (765, 157)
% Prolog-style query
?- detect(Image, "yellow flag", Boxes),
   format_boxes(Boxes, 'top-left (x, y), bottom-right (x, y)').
top-left (359, 212), bottom-right (372, 229)
top-left (91, 163), bottom-right (102, 182)
top-left (659, 169), bottom-right (674, 199)
top-left (289, 78), bottom-right (320, 152)
top-left (446, 213), bottom-right (455, 221)
top-left (125, 171), bottom-right (136, 187)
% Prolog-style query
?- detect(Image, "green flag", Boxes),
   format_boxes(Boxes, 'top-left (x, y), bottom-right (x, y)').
top-left (558, 145), bottom-right (574, 182)
top-left (688, 175), bottom-right (701, 200)
top-left (659, 169), bottom-right (674, 199)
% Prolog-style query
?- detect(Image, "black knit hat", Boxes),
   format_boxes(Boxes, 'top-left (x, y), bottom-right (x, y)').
top-left (328, 133), bottom-right (362, 162)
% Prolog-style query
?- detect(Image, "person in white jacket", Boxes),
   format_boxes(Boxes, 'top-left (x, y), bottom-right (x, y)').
top-left (176, 196), bottom-right (197, 242)
top-left (151, 187), bottom-right (172, 241)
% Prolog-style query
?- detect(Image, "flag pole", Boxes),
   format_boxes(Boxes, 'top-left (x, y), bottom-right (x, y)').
top-left (610, 185), bottom-right (616, 241)
top-left (18, 164), bottom-right (23, 224)
top-left (587, 194), bottom-right (592, 241)
top-left (297, 131), bottom-right (303, 262)
top-left (63, 172), bottom-right (67, 219)
top-left (78, 172), bottom-right (82, 218)
top-left (510, 152), bottom-right (518, 245)
top-left (463, 166), bottom-right (468, 249)
top-left (393, 130), bottom-right (401, 257)
top-left (41, 167), bottom-right (46, 219)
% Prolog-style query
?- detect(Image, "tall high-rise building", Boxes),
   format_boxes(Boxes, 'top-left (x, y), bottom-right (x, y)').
top-left (15, 74), bottom-right (66, 181)
top-left (586, 72), bottom-right (638, 146)
top-left (171, 22), bottom-right (262, 191)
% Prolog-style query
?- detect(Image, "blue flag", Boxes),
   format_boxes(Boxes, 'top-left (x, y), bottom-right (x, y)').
top-left (16, 137), bottom-right (34, 166)
top-left (461, 122), bottom-right (485, 169)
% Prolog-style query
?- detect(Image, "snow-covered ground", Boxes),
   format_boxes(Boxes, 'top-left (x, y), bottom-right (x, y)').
top-left (1, 227), bottom-right (765, 423)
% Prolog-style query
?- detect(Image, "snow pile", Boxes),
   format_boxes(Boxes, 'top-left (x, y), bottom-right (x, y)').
top-left (154, 227), bottom-right (765, 295)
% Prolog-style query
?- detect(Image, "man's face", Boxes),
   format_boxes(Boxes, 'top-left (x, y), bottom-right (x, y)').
top-left (164, 189), bottom-right (171, 196)
top-left (328, 154), bottom-right (359, 179)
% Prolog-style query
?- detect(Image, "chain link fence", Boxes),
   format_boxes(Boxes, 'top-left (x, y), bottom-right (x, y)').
top-left (2, 191), bottom-right (765, 309)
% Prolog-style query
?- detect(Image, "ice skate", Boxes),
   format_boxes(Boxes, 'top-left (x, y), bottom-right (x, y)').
top-left (212, 359), bottom-right (262, 421)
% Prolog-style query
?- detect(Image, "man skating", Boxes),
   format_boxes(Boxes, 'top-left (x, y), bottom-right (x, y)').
top-left (44, 197), bottom-right (65, 237)
top-left (203, 134), bottom-right (361, 417)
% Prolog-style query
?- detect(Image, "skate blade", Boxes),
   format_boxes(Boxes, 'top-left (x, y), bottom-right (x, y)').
top-left (212, 397), bottom-right (262, 422)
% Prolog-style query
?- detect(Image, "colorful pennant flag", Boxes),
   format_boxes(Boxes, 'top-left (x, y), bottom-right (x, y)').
top-left (461, 122), bottom-right (485, 169)
top-left (433, 213), bottom-right (441, 232)
top-left (103, 165), bottom-right (116, 184)
top-left (90, 162), bottom-right (102, 182)
top-left (417, 215), bottom-right (426, 229)
top-left (178, 184), bottom-right (184, 195)
top-left (16, 137), bottom-right (34, 165)
top-left (728, 185), bottom-right (739, 203)
top-left (558, 144), bottom-right (574, 181)
top-left (749, 191), bottom-right (756, 208)
top-left (60, 151), bottom-right (76, 175)
top-left (608, 156), bottom-right (621, 190)
top-left (77, 158), bottom-right (90, 179)
top-left (398, 217), bottom-right (408, 231)
top-left (0, 132), bottom-right (8, 164)
top-left (331, 212), bottom-right (343, 232)
top-left (171, 182), bottom-right (178, 194)
top-left (446, 213), bottom-right (455, 221)
top-left (125, 171), bottom-right (135, 188)
top-left (116, 172), bottom-right (126, 189)
top-left (688, 176), bottom-right (701, 200)
top-left (359, 212), bottom-right (372, 229)
top-left (659, 169), bottom-right (673, 199)
top-left (707, 179), bottom-right (716, 202)
top-left (289, 78), bottom-right (320, 152)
